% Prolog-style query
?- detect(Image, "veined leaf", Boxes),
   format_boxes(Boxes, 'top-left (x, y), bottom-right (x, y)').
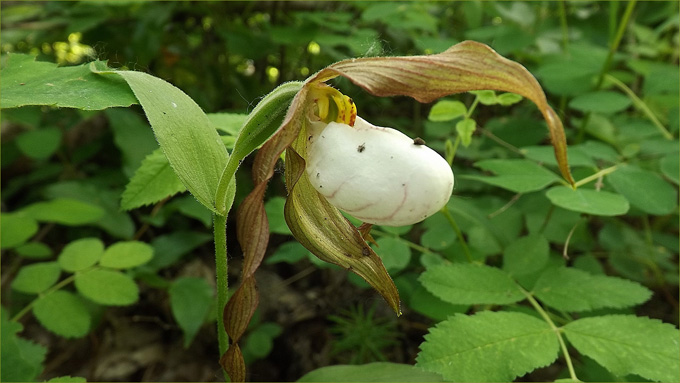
top-left (93, 66), bottom-right (228, 214)
top-left (546, 186), bottom-right (629, 216)
top-left (33, 291), bottom-right (91, 338)
top-left (564, 315), bottom-right (679, 382)
top-left (416, 311), bottom-right (560, 382)
top-left (533, 267), bottom-right (652, 312)
top-left (58, 238), bottom-right (105, 272)
top-left (121, 148), bottom-right (187, 210)
top-left (170, 277), bottom-right (214, 348)
top-left (419, 263), bottom-right (524, 305)
top-left (607, 164), bottom-right (677, 215)
top-left (298, 362), bottom-right (443, 382)
top-left (464, 159), bottom-right (561, 193)
top-left (99, 241), bottom-right (153, 269)
top-left (11, 262), bottom-right (61, 294)
top-left (0, 54), bottom-right (137, 110)
top-left (74, 269), bottom-right (138, 306)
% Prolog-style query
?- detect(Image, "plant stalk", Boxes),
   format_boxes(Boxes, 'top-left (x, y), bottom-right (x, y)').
top-left (440, 206), bottom-right (473, 263)
top-left (213, 214), bottom-right (229, 357)
top-left (521, 288), bottom-right (579, 382)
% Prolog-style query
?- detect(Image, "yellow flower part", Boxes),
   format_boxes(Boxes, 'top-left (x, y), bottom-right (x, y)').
top-left (311, 84), bottom-right (356, 126)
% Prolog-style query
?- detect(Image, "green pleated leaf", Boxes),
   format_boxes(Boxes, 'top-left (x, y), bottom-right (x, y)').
top-left (503, 234), bottom-right (549, 277)
top-left (419, 263), bottom-right (524, 305)
top-left (564, 315), bottom-right (679, 382)
top-left (416, 311), bottom-right (560, 382)
top-left (21, 198), bottom-right (105, 225)
top-left (546, 186), bottom-right (629, 216)
top-left (11, 262), bottom-right (61, 294)
top-left (33, 291), bottom-right (91, 338)
top-left (1, 213), bottom-right (38, 249)
top-left (58, 238), bottom-right (104, 272)
top-left (121, 148), bottom-right (187, 210)
top-left (99, 241), bottom-right (153, 269)
top-left (533, 267), bottom-right (652, 312)
top-left (169, 277), bottom-right (214, 348)
top-left (298, 362), bottom-right (444, 382)
top-left (607, 164), bottom-right (677, 215)
top-left (75, 269), bottom-right (138, 305)
top-left (0, 53), bottom-right (137, 110)
top-left (464, 159), bottom-right (561, 193)
top-left (215, 81), bottom-right (303, 215)
top-left (93, 67), bottom-right (228, 214)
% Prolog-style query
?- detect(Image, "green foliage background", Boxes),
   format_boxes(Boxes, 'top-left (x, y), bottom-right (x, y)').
top-left (1, 1), bottom-right (678, 382)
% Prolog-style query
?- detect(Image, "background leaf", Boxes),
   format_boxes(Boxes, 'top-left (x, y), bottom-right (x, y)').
top-left (607, 164), bottom-right (678, 215)
top-left (428, 100), bottom-right (467, 121)
top-left (1, 311), bottom-right (47, 382)
top-left (0, 53), bottom-right (137, 110)
top-left (11, 262), bottom-right (61, 294)
top-left (75, 269), bottom-right (139, 305)
top-left (32, 291), bottom-right (91, 338)
top-left (15, 127), bottom-right (62, 160)
top-left (99, 241), bottom-right (153, 269)
top-left (373, 237), bottom-right (411, 273)
top-left (298, 362), bottom-right (443, 382)
top-left (464, 159), bottom-right (560, 193)
top-left (416, 311), bottom-right (559, 382)
top-left (120, 148), bottom-right (187, 210)
top-left (169, 277), bottom-right (214, 348)
top-left (419, 263), bottom-right (524, 305)
top-left (1, 213), bottom-right (38, 249)
top-left (564, 315), bottom-right (680, 382)
top-left (569, 91), bottom-right (632, 114)
top-left (533, 267), bottom-right (652, 312)
top-left (57, 238), bottom-right (104, 272)
top-left (21, 198), bottom-right (105, 225)
top-left (503, 234), bottom-right (549, 277)
top-left (546, 187), bottom-right (630, 216)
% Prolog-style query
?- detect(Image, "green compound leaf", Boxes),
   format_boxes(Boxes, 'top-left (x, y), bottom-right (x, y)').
top-left (94, 68), bottom-right (228, 215)
top-left (21, 198), bottom-right (105, 225)
top-left (121, 148), bottom-right (187, 211)
top-left (564, 315), bottom-right (680, 382)
top-left (419, 263), bottom-right (524, 305)
top-left (455, 118), bottom-right (476, 147)
top-left (428, 100), bottom-right (467, 122)
top-left (169, 277), bottom-right (214, 348)
top-left (11, 261), bottom-right (61, 294)
top-left (99, 241), bottom-right (153, 269)
top-left (533, 267), bottom-right (652, 312)
top-left (568, 90), bottom-right (632, 114)
top-left (298, 362), bottom-right (444, 382)
top-left (0, 53), bottom-right (137, 110)
top-left (75, 269), bottom-right (138, 305)
top-left (58, 238), bottom-right (105, 272)
top-left (1, 311), bottom-right (47, 383)
top-left (607, 164), bottom-right (678, 215)
top-left (503, 234), bottom-right (549, 277)
top-left (416, 311), bottom-right (559, 382)
top-left (546, 186), bottom-right (629, 216)
top-left (1, 213), bottom-right (38, 249)
top-left (32, 290), bottom-right (91, 338)
top-left (464, 159), bottom-right (560, 193)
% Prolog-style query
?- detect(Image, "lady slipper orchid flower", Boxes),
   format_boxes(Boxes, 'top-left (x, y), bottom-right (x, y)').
top-left (220, 40), bottom-right (575, 381)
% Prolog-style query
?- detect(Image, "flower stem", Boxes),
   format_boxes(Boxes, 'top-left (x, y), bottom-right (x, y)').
top-left (520, 287), bottom-right (580, 382)
top-left (213, 214), bottom-right (229, 357)
top-left (11, 274), bottom-right (77, 322)
top-left (440, 206), bottom-right (473, 263)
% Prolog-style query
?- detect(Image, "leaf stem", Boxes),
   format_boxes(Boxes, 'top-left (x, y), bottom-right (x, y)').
top-left (440, 206), bottom-right (473, 263)
top-left (520, 287), bottom-right (579, 382)
top-left (11, 274), bottom-right (77, 322)
top-left (573, 165), bottom-right (619, 188)
top-left (213, 214), bottom-right (229, 357)
top-left (603, 74), bottom-right (673, 139)
top-left (558, 0), bottom-right (570, 52)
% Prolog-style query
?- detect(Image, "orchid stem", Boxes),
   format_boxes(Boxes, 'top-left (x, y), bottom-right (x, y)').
top-left (214, 214), bottom-right (229, 358)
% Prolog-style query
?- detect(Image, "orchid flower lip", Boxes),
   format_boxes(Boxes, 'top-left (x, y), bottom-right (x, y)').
top-left (305, 116), bottom-right (454, 227)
